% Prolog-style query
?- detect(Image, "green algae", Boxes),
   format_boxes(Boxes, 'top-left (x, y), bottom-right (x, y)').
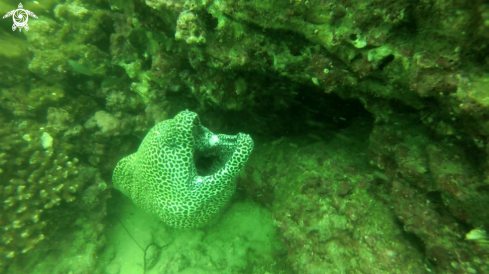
top-left (1, 0), bottom-right (489, 273)
top-left (68, 59), bottom-right (94, 76)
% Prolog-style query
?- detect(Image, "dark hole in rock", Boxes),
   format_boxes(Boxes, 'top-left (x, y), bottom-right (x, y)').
top-left (378, 54), bottom-right (395, 70)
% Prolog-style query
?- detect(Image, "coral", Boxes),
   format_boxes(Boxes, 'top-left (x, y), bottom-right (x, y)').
top-left (113, 110), bottom-right (254, 228)
top-left (84, 111), bottom-right (121, 137)
top-left (24, 0), bottom-right (112, 82)
top-left (0, 80), bottom-right (113, 272)
top-left (1, 0), bottom-right (488, 272)
top-left (145, 0), bottom-right (202, 11)
top-left (0, 118), bottom-right (97, 267)
top-left (175, 10), bottom-right (206, 44)
top-left (0, 3), bottom-right (115, 271)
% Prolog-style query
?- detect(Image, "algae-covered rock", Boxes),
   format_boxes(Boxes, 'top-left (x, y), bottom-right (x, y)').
top-left (239, 123), bottom-right (427, 273)
top-left (1, 0), bottom-right (489, 273)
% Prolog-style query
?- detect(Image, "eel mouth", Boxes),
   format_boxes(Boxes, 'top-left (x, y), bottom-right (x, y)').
top-left (192, 133), bottom-right (241, 177)
top-left (188, 111), bottom-right (244, 177)
top-left (193, 152), bottom-right (219, 176)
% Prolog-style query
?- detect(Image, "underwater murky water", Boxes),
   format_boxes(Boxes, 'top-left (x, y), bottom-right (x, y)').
top-left (1, 0), bottom-right (489, 273)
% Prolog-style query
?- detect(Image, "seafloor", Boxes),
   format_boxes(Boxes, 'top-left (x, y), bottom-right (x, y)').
top-left (1, 0), bottom-right (489, 273)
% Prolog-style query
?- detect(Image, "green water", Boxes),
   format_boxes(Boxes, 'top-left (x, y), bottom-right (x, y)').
top-left (1, 0), bottom-right (489, 273)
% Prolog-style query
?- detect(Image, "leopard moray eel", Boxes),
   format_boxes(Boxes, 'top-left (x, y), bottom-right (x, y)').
top-left (113, 110), bottom-right (254, 228)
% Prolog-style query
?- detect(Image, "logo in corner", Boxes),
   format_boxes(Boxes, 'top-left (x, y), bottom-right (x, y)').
top-left (3, 3), bottom-right (38, 32)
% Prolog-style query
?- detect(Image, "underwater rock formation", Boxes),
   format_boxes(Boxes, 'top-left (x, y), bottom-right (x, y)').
top-left (1, 0), bottom-right (489, 273)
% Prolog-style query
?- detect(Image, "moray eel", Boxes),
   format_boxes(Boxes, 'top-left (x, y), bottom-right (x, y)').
top-left (113, 110), bottom-right (254, 228)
